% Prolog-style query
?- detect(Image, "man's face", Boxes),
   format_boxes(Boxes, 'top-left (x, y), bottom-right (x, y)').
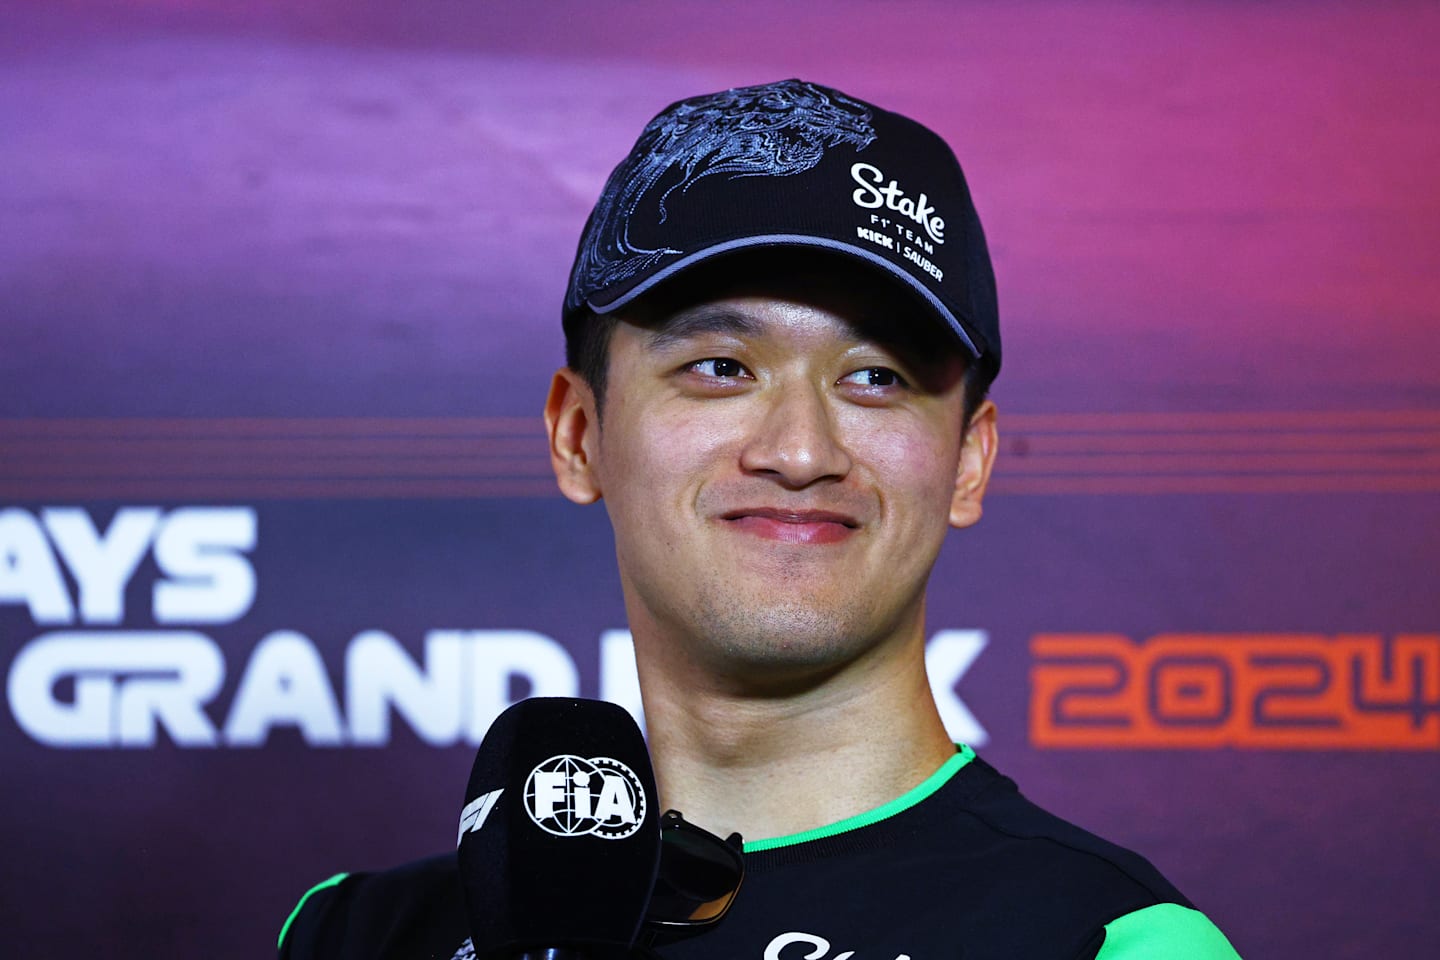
top-left (548, 264), bottom-right (996, 690)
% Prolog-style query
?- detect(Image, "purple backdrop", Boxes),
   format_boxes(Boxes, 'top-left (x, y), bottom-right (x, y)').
top-left (3, 3), bottom-right (1438, 959)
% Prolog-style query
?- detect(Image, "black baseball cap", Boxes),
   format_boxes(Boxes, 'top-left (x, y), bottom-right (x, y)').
top-left (563, 78), bottom-right (1001, 386)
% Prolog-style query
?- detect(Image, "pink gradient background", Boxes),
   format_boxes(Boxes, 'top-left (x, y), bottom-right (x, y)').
top-left (2, 3), bottom-right (1437, 959)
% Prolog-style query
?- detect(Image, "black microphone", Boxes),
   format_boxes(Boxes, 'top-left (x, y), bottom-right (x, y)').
top-left (457, 697), bottom-right (661, 960)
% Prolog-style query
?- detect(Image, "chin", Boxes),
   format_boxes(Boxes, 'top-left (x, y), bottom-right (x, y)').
top-left (695, 598), bottom-right (889, 677)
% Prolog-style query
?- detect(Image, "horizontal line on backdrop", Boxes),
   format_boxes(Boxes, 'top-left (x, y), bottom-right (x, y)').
top-left (2, 410), bottom-right (1438, 438)
top-left (1006, 430), bottom-right (1440, 453)
top-left (0, 479), bottom-right (563, 500)
top-left (0, 436), bottom-right (549, 457)
top-left (7, 431), bottom-right (1440, 461)
top-left (7, 456), bottom-right (1437, 479)
top-left (1002, 411), bottom-right (1440, 431)
top-left (4, 458), bottom-right (557, 478)
top-left (992, 475), bottom-right (1440, 495)
top-left (4, 474), bottom-right (1439, 500)
top-left (0, 417), bottom-right (541, 437)
top-left (1000, 452), bottom-right (1440, 474)
top-left (1, 412), bottom-right (1437, 498)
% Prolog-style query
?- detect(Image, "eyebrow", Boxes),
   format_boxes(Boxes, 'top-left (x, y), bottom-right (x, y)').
top-left (643, 306), bottom-right (765, 351)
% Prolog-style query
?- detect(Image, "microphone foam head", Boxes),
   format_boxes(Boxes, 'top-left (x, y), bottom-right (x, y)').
top-left (458, 698), bottom-right (660, 960)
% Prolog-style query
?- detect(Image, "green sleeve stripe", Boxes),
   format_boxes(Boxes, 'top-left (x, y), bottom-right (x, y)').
top-left (277, 872), bottom-right (350, 951)
top-left (744, 744), bottom-right (977, 853)
top-left (1096, 903), bottom-right (1242, 960)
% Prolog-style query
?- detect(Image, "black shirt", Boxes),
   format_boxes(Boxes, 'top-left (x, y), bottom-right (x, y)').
top-left (279, 748), bottom-right (1240, 960)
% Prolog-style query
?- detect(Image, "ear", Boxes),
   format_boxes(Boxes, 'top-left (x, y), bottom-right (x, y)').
top-left (544, 368), bottom-right (603, 505)
top-left (949, 400), bottom-right (998, 529)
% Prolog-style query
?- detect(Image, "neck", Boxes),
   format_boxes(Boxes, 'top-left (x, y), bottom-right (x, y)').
top-left (635, 627), bottom-right (956, 844)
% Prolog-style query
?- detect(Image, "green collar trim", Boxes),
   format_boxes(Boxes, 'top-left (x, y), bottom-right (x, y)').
top-left (743, 744), bottom-right (976, 853)
top-left (277, 872), bottom-right (349, 950)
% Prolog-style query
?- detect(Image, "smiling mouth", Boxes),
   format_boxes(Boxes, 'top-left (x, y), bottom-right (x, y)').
top-left (720, 509), bottom-right (860, 545)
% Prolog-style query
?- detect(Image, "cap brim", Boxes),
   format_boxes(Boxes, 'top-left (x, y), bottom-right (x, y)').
top-left (584, 234), bottom-right (983, 361)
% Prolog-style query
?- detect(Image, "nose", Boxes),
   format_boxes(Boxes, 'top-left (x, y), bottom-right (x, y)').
top-left (738, 380), bottom-right (853, 488)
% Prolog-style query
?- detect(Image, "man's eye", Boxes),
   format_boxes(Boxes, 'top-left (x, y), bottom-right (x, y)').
top-left (840, 367), bottom-right (907, 388)
top-left (690, 358), bottom-right (750, 379)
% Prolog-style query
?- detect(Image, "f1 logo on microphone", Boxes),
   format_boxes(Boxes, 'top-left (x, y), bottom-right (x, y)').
top-left (523, 754), bottom-right (646, 840)
top-left (457, 789), bottom-right (504, 846)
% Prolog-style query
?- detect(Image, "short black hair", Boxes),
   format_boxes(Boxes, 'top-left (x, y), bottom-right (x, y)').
top-left (563, 305), bottom-right (621, 412)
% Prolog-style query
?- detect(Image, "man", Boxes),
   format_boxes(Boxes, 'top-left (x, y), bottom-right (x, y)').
top-left (280, 79), bottom-right (1241, 960)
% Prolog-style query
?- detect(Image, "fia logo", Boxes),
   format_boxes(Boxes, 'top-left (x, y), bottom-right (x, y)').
top-left (523, 754), bottom-right (646, 839)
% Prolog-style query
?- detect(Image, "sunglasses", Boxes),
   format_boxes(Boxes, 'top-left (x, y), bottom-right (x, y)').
top-left (643, 810), bottom-right (745, 932)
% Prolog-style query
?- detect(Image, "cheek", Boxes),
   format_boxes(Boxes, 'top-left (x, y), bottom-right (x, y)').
top-left (599, 401), bottom-right (738, 515)
top-left (851, 417), bottom-right (963, 516)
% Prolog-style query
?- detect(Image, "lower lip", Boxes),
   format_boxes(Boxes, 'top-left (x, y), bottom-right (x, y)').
top-left (726, 516), bottom-right (856, 545)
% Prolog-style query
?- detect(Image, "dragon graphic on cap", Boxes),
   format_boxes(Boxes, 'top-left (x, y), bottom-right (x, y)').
top-left (569, 79), bottom-right (876, 310)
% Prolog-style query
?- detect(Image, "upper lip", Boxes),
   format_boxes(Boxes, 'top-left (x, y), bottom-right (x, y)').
top-left (720, 507), bottom-right (860, 528)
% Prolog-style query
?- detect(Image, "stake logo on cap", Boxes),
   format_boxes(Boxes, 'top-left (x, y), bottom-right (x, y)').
top-left (564, 78), bottom-right (1001, 385)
